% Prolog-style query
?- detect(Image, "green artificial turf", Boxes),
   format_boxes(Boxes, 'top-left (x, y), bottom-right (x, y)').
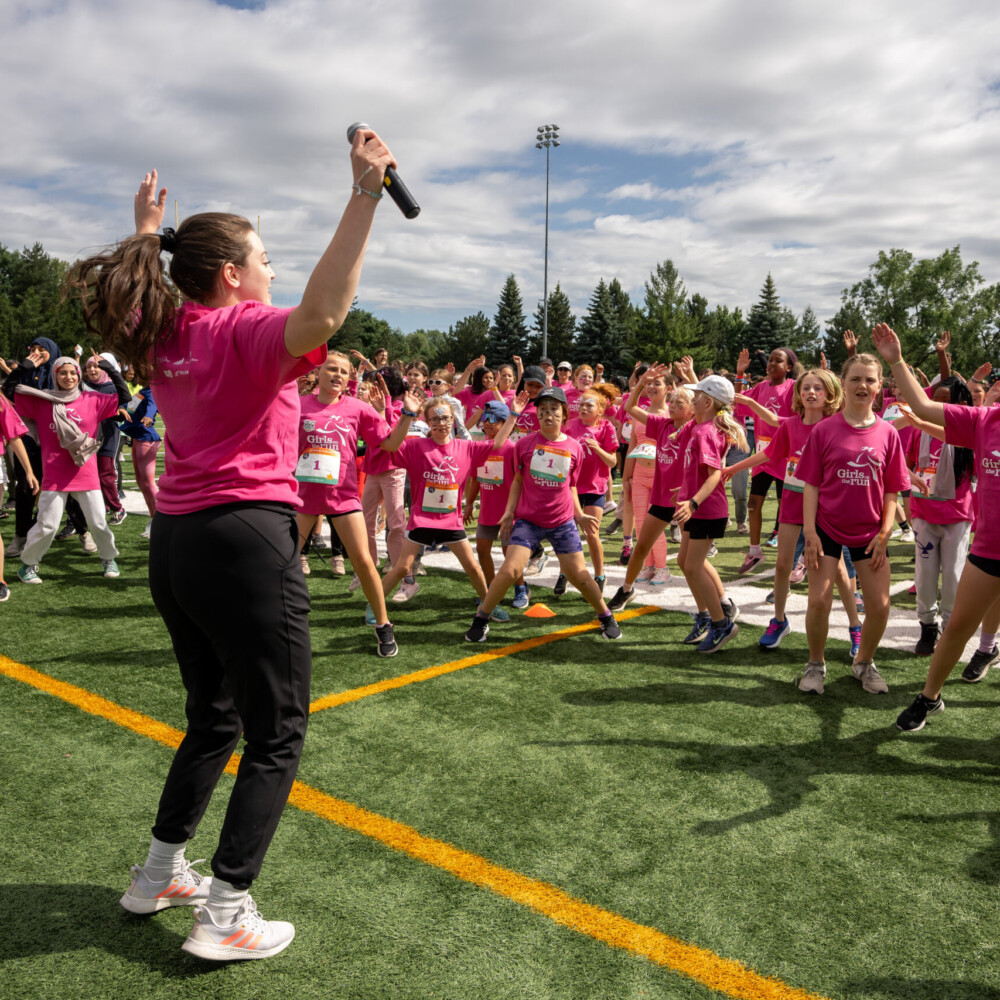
top-left (2, 497), bottom-right (999, 1000)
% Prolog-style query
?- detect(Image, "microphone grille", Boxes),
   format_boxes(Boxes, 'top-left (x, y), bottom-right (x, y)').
top-left (346, 121), bottom-right (371, 142)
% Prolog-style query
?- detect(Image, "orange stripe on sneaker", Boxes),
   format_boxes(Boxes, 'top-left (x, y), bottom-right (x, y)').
top-left (0, 653), bottom-right (831, 1000)
top-left (220, 930), bottom-right (248, 947)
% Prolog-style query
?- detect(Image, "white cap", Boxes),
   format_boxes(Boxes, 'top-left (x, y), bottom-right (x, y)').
top-left (684, 374), bottom-right (734, 406)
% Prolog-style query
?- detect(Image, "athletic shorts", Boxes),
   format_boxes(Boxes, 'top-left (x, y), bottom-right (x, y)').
top-left (750, 471), bottom-right (784, 499)
top-left (900, 489), bottom-right (912, 499)
top-left (578, 493), bottom-right (606, 509)
top-left (647, 504), bottom-right (674, 523)
top-left (684, 516), bottom-right (727, 540)
top-left (476, 523), bottom-right (502, 541)
top-left (968, 552), bottom-right (1000, 578)
top-left (406, 527), bottom-right (467, 546)
top-left (815, 523), bottom-right (875, 563)
top-left (508, 517), bottom-right (583, 555)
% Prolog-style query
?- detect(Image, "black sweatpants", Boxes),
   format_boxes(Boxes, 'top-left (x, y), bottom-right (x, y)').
top-left (148, 502), bottom-right (312, 889)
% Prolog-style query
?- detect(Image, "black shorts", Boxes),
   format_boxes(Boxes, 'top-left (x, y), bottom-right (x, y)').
top-left (406, 527), bottom-right (468, 546)
top-left (647, 504), bottom-right (675, 523)
top-left (969, 552), bottom-right (1000, 578)
top-left (578, 493), bottom-right (606, 509)
top-left (684, 516), bottom-right (727, 540)
top-left (476, 523), bottom-right (502, 541)
top-left (900, 489), bottom-right (912, 499)
top-left (750, 471), bottom-right (784, 499)
top-left (815, 523), bottom-right (874, 563)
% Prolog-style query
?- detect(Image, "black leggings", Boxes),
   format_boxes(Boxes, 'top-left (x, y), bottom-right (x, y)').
top-left (148, 502), bottom-right (312, 889)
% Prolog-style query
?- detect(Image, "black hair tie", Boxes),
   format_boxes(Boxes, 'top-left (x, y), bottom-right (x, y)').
top-left (159, 227), bottom-right (177, 254)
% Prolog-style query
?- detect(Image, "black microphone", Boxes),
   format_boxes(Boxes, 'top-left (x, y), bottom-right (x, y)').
top-left (346, 122), bottom-right (420, 220)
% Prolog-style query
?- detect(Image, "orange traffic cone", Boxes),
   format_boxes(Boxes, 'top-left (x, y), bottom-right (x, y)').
top-left (524, 603), bottom-right (556, 618)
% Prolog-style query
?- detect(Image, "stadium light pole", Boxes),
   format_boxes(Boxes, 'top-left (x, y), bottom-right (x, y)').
top-left (535, 125), bottom-right (560, 359)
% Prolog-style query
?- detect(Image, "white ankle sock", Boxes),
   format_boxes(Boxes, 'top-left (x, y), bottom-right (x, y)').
top-left (144, 837), bottom-right (186, 879)
top-left (205, 878), bottom-right (249, 924)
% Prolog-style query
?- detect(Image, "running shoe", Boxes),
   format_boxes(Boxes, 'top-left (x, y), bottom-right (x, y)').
top-left (181, 895), bottom-right (295, 961)
top-left (392, 580), bottom-right (420, 603)
top-left (852, 658), bottom-right (888, 694)
top-left (141, 520), bottom-right (152, 540)
top-left (107, 509), bottom-right (127, 525)
top-left (299, 553), bottom-right (311, 576)
top-left (697, 619), bottom-right (738, 653)
top-left (682, 611), bottom-right (711, 644)
top-left (311, 533), bottom-right (331, 553)
top-left (5, 535), bottom-right (25, 556)
top-left (736, 522), bottom-right (749, 536)
top-left (797, 661), bottom-right (826, 695)
top-left (650, 567), bottom-right (671, 586)
top-left (758, 617), bottom-right (790, 649)
top-left (908, 583), bottom-right (917, 595)
top-left (524, 551), bottom-right (548, 577)
top-left (487, 604), bottom-right (511, 622)
top-left (765, 590), bottom-right (775, 605)
top-left (635, 566), bottom-right (657, 583)
top-left (670, 524), bottom-right (682, 544)
top-left (789, 558), bottom-right (806, 584)
top-left (348, 573), bottom-right (362, 592)
top-left (55, 523), bottom-right (78, 541)
top-left (707, 544), bottom-right (718, 558)
top-left (915, 622), bottom-right (940, 656)
top-left (465, 615), bottom-right (490, 643)
top-left (80, 532), bottom-right (97, 554)
top-left (897, 527), bottom-right (915, 543)
top-left (553, 573), bottom-right (568, 596)
top-left (329, 555), bottom-right (345, 575)
top-left (854, 591), bottom-right (865, 614)
top-left (849, 624), bottom-right (862, 659)
top-left (120, 858), bottom-right (212, 915)
top-left (765, 531), bottom-right (778, 548)
top-left (364, 603), bottom-right (376, 626)
top-left (737, 551), bottom-right (764, 574)
top-left (721, 597), bottom-right (739, 622)
top-left (102, 559), bottom-right (121, 579)
top-left (896, 693), bottom-right (944, 732)
top-left (375, 622), bottom-right (398, 658)
top-left (594, 575), bottom-right (606, 597)
top-left (414, 562), bottom-right (427, 576)
top-left (619, 543), bottom-right (633, 566)
top-left (17, 563), bottom-right (41, 584)
top-left (0, 581), bottom-right (9, 602)
top-left (606, 585), bottom-right (637, 612)
top-left (598, 614), bottom-right (622, 640)
top-left (962, 645), bottom-right (1000, 683)
top-left (603, 518), bottom-right (622, 537)
top-left (512, 584), bottom-right (530, 609)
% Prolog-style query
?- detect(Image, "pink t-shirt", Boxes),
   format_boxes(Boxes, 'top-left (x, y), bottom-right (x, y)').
top-left (944, 403), bottom-right (1000, 558)
top-left (761, 415), bottom-right (821, 525)
top-left (363, 398), bottom-right (403, 476)
top-left (0, 402), bottom-right (28, 458)
top-left (15, 392), bottom-right (118, 492)
top-left (474, 438), bottom-right (516, 526)
top-left (645, 415), bottom-right (690, 508)
top-left (296, 394), bottom-right (390, 515)
top-left (905, 431), bottom-right (973, 526)
top-left (510, 404), bottom-right (540, 442)
top-left (565, 417), bottom-right (618, 496)
top-left (454, 386), bottom-right (476, 417)
top-left (151, 300), bottom-right (326, 514)
top-left (678, 420), bottom-right (729, 520)
top-left (735, 378), bottom-right (794, 478)
top-left (392, 437), bottom-right (494, 531)
top-left (563, 385), bottom-right (582, 417)
top-left (795, 413), bottom-right (910, 546)
top-left (512, 431), bottom-right (583, 528)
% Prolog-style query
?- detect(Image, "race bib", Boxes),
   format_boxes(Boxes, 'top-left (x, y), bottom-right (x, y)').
top-left (295, 447), bottom-right (341, 485)
top-left (627, 441), bottom-right (657, 460)
top-left (422, 483), bottom-right (459, 513)
top-left (622, 421), bottom-right (633, 441)
top-left (478, 457), bottom-right (505, 486)
top-left (913, 464), bottom-right (941, 500)
top-left (126, 393), bottom-right (144, 414)
top-left (784, 455), bottom-right (806, 493)
top-left (756, 433), bottom-right (772, 455)
top-left (529, 444), bottom-right (572, 484)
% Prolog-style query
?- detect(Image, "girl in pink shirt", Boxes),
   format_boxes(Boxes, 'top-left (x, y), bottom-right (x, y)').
top-left (797, 352), bottom-right (910, 697)
top-left (872, 324), bottom-right (1000, 730)
top-left (0, 393), bottom-right (39, 600)
top-left (564, 389), bottom-right (619, 595)
top-left (295, 352), bottom-right (396, 652)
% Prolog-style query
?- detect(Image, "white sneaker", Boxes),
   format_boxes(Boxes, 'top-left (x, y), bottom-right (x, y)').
top-left (392, 580), bottom-right (420, 603)
top-left (181, 895), bottom-right (295, 961)
top-left (80, 531), bottom-right (97, 554)
top-left (651, 567), bottom-right (671, 585)
top-left (329, 555), bottom-right (345, 575)
top-left (636, 566), bottom-right (657, 583)
top-left (120, 859), bottom-right (212, 914)
top-left (299, 553), bottom-right (311, 576)
top-left (348, 573), bottom-right (362, 592)
top-left (736, 522), bottom-right (749, 536)
top-left (707, 544), bottom-right (718, 558)
top-left (797, 661), bottom-right (826, 695)
top-left (141, 520), bottom-right (152, 540)
top-left (670, 525), bottom-right (682, 544)
top-left (5, 535), bottom-right (25, 556)
top-left (852, 658), bottom-right (889, 694)
top-left (898, 528), bottom-right (914, 543)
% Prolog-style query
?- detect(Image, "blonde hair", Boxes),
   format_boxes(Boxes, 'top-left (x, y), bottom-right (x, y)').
top-left (709, 400), bottom-right (748, 451)
top-left (792, 368), bottom-right (842, 416)
top-left (430, 368), bottom-right (455, 385)
top-left (670, 387), bottom-right (694, 405)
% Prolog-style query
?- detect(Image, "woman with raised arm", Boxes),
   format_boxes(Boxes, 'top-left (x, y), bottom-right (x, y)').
top-left (872, 323), bottom-right (1000, 730)
top-left (70, 130), bottom-right (396, 962)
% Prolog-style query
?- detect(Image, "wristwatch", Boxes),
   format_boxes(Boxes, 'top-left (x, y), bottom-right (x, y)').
top-left (688, 499), bottom-right (699, 511)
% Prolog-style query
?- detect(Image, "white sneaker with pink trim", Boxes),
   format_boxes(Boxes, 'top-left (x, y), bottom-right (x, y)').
top-left (182, 895), bottom-right (295, 961)
top-left (119, 859), bottom-right (212, 914)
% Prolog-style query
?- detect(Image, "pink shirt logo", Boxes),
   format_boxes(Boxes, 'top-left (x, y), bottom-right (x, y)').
top-left (425, 455), bottom-right (460, 484)
top-left (839, 446), bottom-right (881, 484)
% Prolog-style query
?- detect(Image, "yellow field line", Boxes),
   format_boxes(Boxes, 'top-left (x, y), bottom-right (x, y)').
top-left (310, 604), bottom-right (661, 713)
top-left (0, 653), bottom-right (829, 1000)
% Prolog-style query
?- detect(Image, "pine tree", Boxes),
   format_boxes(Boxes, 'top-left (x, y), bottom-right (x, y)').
top-left (574, 279), bottom-right (627, 367)
top-left (530, 284), bottom-right (575, 362)
top-left (633, 260), bottom-right (705, 366)
top-left (746, 273), bottom-right (796, 361)
top-left (489, 275), bottom-right (529, 367)
top-left (795, 305), bottom-right (822, 362)
top-left (443, 312), bottom-right (491, 368)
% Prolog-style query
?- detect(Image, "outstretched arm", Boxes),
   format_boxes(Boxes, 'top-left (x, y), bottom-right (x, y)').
top-left (871, 323), bottom-right (945, 426)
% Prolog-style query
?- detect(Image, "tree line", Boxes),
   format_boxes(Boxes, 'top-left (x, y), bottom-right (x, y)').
top-left (3, 241), bottom-right (1000, 379)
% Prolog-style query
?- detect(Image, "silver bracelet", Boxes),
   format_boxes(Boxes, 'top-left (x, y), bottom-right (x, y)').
top-left (352, 165), bottom-right (383, 201)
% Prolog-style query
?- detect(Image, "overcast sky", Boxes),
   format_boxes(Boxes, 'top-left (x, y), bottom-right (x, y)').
top-left (3, 0), bottom-right (999, 341)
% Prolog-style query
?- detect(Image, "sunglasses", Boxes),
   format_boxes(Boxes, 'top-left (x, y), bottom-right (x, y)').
top-left (426, 379), bottom-right (448, 387)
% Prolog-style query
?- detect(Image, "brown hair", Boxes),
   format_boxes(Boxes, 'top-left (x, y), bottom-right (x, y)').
top-left (68, 212), bottom-right (255, 382)
top-left (841, 352), bottom-right (883, 379)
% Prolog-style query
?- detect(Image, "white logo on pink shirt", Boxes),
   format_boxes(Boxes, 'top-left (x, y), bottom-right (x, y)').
top-left (425, 454), bottom-right (460, 484)
top-left (981, 451), bottom-right (1000, 476)
top-left (838, 446), bottom-right (881, 484)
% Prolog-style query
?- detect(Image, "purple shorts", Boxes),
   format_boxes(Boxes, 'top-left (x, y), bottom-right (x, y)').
top-left (508, 516), bottom-right (583, 555)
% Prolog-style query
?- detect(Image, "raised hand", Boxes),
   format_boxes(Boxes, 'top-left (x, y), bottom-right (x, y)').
top-left (135, 170), bottom-right (167, 235)
top-left (972, 362), bottom-right (992, 382)
top-left (986, 379), bottom-right (1000, 407)
top-left (640, 362), bottom-right (671, 385)
top-left (736, 348), bottom-right (750, 375)
top-left (402, 389), bottom-right (423, 413)
top-left (819, 351), bottom-right (828, 370)
top-left (510, 389), bottom-right (530, 415)
top-left (843, 330), bottom-right (858, 355)
top-left (870, 323), bottom-right (902, 365)
top-left (935, 331), bottom-right (951, 353)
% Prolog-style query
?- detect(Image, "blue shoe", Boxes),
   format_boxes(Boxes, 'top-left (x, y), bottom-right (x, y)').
top-left (682, 612), bottom-right (711, 644)
top-left (758, 617), bottom-right (791, 649)
top-left (849, 624), bottom-right (862, 659)
top-left (697, 619), bottom-right (739, 653)
top-left (489, 606), bottom-right (510, 623)
top-left (364, 603), bottom-right (376, 626)
top-left (512, 585), bottom-right (530, 610)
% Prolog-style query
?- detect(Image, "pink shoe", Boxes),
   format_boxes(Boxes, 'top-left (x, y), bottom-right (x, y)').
top-left (738, 551), bottom-right (764, 574)
top-left (789, 558), bottom-right (806, 584)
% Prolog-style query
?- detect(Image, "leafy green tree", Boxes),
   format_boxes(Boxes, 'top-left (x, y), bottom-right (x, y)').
top-left (574, 279), bottom-right (628, 367)
top-left (489, 275), bottom-right (529, 367)
top-left (530, 284), bottom-right (575, 362)
top-left (702, 305), bottom-right (747, 371)
top-left (746, 273), bottom-right (796, 362)
top-left (333, 305), bottom-right (404, 362)
top-left (402, 328), bottom-right (448, 369)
